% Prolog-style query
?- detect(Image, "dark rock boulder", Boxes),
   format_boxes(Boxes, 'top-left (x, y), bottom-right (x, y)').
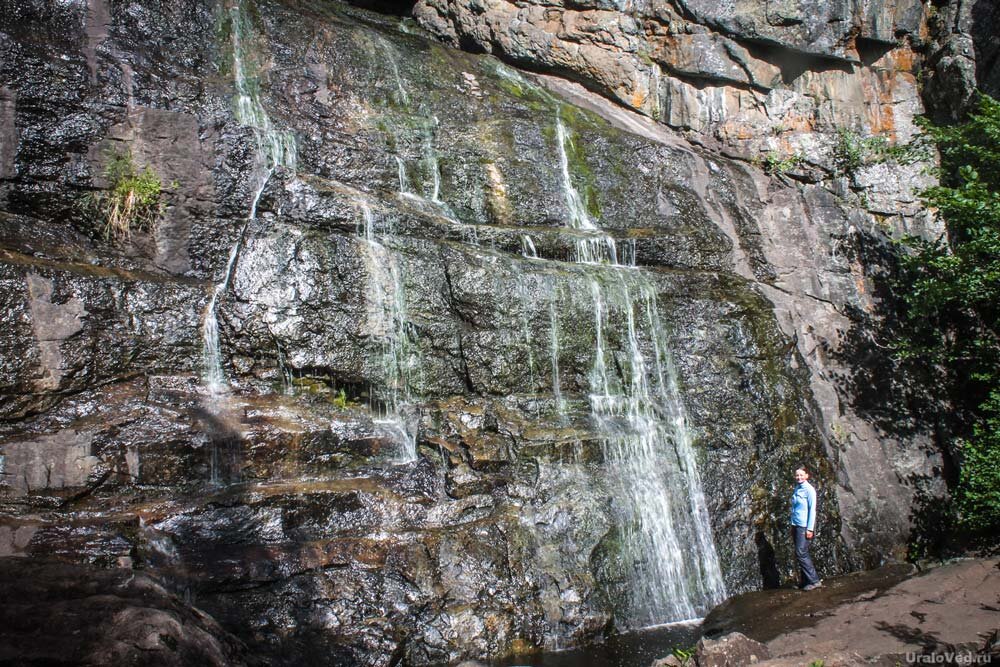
top-left (0, 557), bottom-right (251, 666)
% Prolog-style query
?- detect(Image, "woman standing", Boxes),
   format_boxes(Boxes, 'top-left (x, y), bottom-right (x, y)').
top-left (791, 467), bottom-right (822, 590)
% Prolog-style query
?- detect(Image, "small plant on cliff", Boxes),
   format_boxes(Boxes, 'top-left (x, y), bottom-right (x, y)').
top-left (834, 128), bottom-right (926, 177)
top-left (331, 388), bottom-right (350, 409)
top-left (762, 150), bottom-right (802, 176)
top-left (89, 150), bottom-right (167, 244)
top-left (835, 128), bottom-right (874, 174)
top-left (895, 93), bottom-right (1000, 546)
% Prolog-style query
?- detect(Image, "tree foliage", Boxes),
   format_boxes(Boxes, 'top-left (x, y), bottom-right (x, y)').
top-left (898, 94), bottom-right (1000, 543)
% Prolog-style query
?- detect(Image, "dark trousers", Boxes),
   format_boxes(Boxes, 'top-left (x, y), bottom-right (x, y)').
top-left (792, 525), bottom-right (820, 587)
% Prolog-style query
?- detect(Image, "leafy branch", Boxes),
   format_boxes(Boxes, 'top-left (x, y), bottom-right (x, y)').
top-left (895, 93), bottom-right (1000, 545)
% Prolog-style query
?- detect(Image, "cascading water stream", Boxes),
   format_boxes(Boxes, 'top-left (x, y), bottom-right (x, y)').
top-left (555, 111), bottom-right (618, 265)
top-left (357, 203), bottom-right (420, 463)
top-left (643, 288), bottom-right (726, 604)
top-left (548, 293), bottom-right (565, 415)
top-left (377, 34), bottom-right (410, 107)
top-left (361, 46), bottom-right (449, 462)
top-left (424, 116), bottom-right (444, 205)
top-left (516, 277), bottom-right (539, 393)
top-left (396, 116), bottom-right (454, 222)
top-left (396, 156), bottom-right (413, 197)
top-left (227, 0), bottom-right (297, 169)
top-left (520, 235), bottom-right (538, 259)
top-left (587, 273), bottom-right (726, 623)
top-left (202, 0), bottom-right (297, 394)
top-left (551, 114), bottom-right (726, 626)
top-left (202, 170), bottom-right (273, 393)
top-left (379, 45), bottom-right (454, 222)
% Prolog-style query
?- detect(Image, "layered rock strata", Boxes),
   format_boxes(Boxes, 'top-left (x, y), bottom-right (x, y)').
top-left (0, 0), bottom-right (956, 663)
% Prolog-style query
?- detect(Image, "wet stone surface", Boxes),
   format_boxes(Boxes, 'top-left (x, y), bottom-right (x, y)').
top-left (0, 0), bottom-right (951, 664)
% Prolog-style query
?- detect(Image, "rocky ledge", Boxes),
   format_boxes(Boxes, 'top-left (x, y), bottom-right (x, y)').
top-left (697, 558), bottom-right (1000, 666)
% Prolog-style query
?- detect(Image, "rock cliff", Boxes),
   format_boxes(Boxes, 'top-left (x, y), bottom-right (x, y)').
top-left (0, 0), bottom-right (991, 664)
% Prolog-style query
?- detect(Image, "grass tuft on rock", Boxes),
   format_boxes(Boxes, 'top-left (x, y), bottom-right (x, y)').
top-left (89, 150), bottom-right (167, 244)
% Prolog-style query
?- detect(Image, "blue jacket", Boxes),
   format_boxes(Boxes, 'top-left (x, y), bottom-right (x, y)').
top-left (791, 481), bottom-right (817, 531)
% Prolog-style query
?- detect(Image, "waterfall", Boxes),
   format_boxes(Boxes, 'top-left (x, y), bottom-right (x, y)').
top-left (396, 155), bottom-right (414, 198)
top-left (555, 111), bottom-right (618, 265)
top-left (201, 171), bottom-right (273, 393)
top-left (552, 115), bottom-right (726, 625)
top-left (587, 273), bottom-right (726, 624)
top-left (516, 277), bottom-right (538, 393)
top-left (395, 116), bottom-right (454, 222)
top-left (357, 202), bottom-right (420, 463)
top-left (378, 35), bottom-right (410, 107)
top-left (548, 293), bottom-right (565, 414)
top-left (227, 1), bottom-right (296, 168)
top-left (366, 51), bottom-right (456, 462)
top-left (202, 0), bottom-right (297, 393)
top-left (520, 234), bottom-right (538, 259)
top-left (379, 49), bottom-right (452, 220)
top-left (424, 116), bottom-right (444, 205)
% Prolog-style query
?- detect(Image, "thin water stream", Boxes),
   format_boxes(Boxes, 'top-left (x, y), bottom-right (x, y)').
top-left (357, 203), bottom-right (419, 462)
top-left (354, 44), bottom-right (443, 462)
top-left (202, 0), bottom-right (297, 395)
top-left (200, 1), bottom-right (299, 487)
top-left (555, 111), bottom-right (618, 265)
top-left (202, 168), bottom-right (273, 393)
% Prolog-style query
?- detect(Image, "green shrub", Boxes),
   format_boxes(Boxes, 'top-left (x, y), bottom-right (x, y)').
top-left (763, 150), bottom-right (802, 176)
top-left (331, 388), bottom-right (349, 409)
top-left (955, 390), bottom-right (1000, 533)
top-left (89, 150), bottom-right (166, 243)
top-left (834, 127), bottom-right (926, 176)
top-left (834, 128), bottom-right (869, 174)
top-left (896, 93), bottom-right (1000, 544)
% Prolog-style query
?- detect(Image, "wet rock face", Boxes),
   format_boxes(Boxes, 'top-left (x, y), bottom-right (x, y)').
top-left (408, 0), bottom-right (932, 191)
top-left (0, 216), bottom-right (206, 422)
top-left (0, 0), bottom-right (946, 664)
